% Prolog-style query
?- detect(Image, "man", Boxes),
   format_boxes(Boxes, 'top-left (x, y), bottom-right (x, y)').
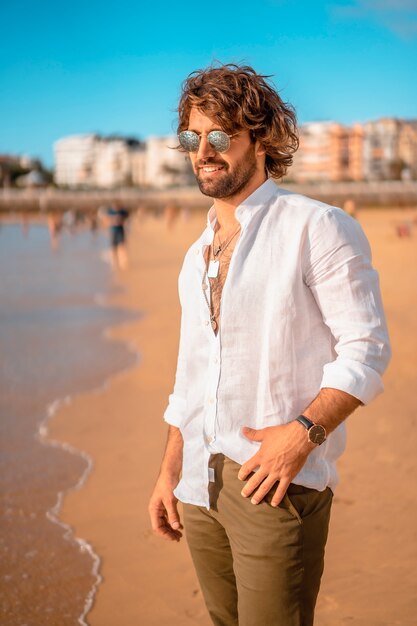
top-left (148, 64), bottom-right (391, 626)
top-left (105, 200), bottom-right (129, 269)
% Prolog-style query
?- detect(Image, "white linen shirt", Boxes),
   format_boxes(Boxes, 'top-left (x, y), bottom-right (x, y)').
top-left (164, 179), bottom-right (391, 508)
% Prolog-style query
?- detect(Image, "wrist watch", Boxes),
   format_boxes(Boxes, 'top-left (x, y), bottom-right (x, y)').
top-left (296, 415), bottom-right (327, 445)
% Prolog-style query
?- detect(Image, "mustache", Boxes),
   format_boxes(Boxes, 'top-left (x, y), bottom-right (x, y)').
top-left (196, 157), bottom-right (227, 168)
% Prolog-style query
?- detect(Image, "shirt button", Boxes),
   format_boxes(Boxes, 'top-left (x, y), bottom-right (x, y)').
top-left (209, 397), bottom-right (215, 404)
top-left (214, 357), bottom-right (219, 364)
top-left (205, 320), bottom-right (210, 326)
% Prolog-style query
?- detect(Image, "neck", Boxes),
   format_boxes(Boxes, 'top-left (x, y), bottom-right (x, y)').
top-left (213, 171), bottom-right (267, 231)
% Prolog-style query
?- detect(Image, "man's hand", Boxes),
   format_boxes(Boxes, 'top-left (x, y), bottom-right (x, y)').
top-left (238, 389), bottom-right (361, 507)
top-left (148, 475), bottom-right (183, 542)
top-left (149, 425), bottom-right (184, 542)
top-left (238, 421), bottom-right (312, 507)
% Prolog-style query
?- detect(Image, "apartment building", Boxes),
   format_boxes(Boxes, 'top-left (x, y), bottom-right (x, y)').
top-left (399, 120), bottom-right (417, 180)
top-left (54, 135), bottom-right (97, 187)
top-left (54, 134), bottom-right (192, 188)
top-left (145, 135), bottom-right (193, 188)
top-left (361, 118), bottom-right (417, 181)
top-left (94, 137), bottom-right (138, 187)
top-left (54, 134), bottom-right (145, 188)
top-left (290, 122), bottom-right (364, 182)
top-left (130, 148), bottom-right (147, 187)
top-left (289, 118), bottom-right (417, 182)
top-left (362, 118), bottom-right (403, 180)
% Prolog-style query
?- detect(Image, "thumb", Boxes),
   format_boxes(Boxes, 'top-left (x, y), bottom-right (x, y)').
top-left (166, 499), bottom-right (182, 530)
top-left (242, 426), bottom-right (264, 442)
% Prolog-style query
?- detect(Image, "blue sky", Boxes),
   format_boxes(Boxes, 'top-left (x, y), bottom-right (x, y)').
top-left (1, 0), bottom-right (416, 166)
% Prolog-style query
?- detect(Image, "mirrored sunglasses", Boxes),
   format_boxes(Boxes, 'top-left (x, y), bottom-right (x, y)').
top-left (178, 130), bottom-right (234, 153)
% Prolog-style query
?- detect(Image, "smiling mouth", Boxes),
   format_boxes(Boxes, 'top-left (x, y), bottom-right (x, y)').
top-left (199, 165), bottom-right (225, 174)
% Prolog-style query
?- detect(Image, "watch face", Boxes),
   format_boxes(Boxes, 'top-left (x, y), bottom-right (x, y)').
top-left (308, 424), bottom-right (326, 445)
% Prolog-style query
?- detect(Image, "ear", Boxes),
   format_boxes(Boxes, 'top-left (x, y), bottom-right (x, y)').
top-left (255, 141), bottom-right (266, 157)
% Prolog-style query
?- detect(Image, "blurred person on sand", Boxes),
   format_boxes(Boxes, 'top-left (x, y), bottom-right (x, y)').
top-left (105, 200), bottom-right (129, 269)
top-left (148, 64), bottom-right (391, 626)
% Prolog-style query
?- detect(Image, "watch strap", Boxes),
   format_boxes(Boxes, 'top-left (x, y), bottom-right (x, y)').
top-left (296, 415), bottom-right (314, 430)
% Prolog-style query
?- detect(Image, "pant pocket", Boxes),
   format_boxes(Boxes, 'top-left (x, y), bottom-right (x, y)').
top-left (282, 492), bottom-right (303, 525)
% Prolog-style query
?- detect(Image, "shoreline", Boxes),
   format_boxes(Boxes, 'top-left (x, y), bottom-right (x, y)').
top-left (40, 395), bottom-right (101, 626)
top-left (36, 239), bottom-right (142, 625)
top-left (40, 341), bottom-right (141, 625)
top-left (47, 207), bottom-right (416, 625)
top-left (38, 252), bottom-right (144, 624)
top-left (0, 221), bottom-right (144, 625)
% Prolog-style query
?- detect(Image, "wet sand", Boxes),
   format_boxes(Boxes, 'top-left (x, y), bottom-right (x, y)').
top-left (48, 206), bottom-right (417, 625)
top-left (0, 223), bottom-right (140, 626)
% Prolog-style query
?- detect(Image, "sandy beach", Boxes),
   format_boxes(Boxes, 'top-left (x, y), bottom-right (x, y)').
top-left (47, 204), bottom-right (417, 625)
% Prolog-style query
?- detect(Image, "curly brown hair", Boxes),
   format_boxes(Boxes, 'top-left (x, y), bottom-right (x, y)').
top-left (177, 63), bottom-right (299, 179)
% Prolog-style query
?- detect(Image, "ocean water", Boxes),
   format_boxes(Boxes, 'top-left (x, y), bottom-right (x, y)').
top-left (0, 219), bottom-right (139, 625)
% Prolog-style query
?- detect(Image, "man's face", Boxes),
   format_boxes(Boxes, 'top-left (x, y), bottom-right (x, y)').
top-left (186, 108), bottom-right (264, 200)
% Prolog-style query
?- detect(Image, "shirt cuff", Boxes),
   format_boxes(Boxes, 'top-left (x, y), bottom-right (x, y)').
top-left (320, 358), bottom-right (384, 405)
top-left (163, 394), bottom-right (185, 428)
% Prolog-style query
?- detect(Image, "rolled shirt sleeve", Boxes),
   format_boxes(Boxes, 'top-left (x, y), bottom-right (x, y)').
top-left (304, 208), bottom-right (391, 405)
top-left (163, 363), bottom-right (187, 427)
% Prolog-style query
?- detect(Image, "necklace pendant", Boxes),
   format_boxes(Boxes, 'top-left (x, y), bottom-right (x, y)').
top-left (208, 260), bottom-right (219, 278)
top-left (214, 245), bottom-right (222, 257)
top-left (211, 317), bottom-right (218, 331)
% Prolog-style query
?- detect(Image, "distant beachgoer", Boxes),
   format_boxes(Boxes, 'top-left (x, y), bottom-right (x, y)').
top-left (47, 212), bottom-right (63, 251)
top-left (106, 201), bottom-right (129, 269)
top-left (20, 213), bottom-right (29, 238)
top-left (62, 209), bottom-right (77, 234)
top-left (163, 203), bottom-right (181, 230)
top-left (88, 210), bottom-right (98, 233)
top-left (396, 221), bottom-right (412, 238)
top-left (135, 204), bottom-right (147, 223)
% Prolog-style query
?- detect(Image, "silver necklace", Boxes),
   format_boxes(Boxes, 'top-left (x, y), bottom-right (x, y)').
top-left (207, 225), bottom-right (241, 279)
top-left (201, 270), bottom-right (218, 332)
top-left (202, 225), bottom-right (241, 331)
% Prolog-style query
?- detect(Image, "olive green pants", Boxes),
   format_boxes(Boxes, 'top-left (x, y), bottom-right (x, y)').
top-left (183, 455), bottom-right (333, 626)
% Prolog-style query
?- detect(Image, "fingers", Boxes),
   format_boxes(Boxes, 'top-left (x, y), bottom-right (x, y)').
top-left (246, 475), bottom-right (278, 505)
top-left (241, 426), bottom-right (264, 443)
top-left (240, 472), bottom-right (292, 506)
top-left (240, 468), bottom-right (266, 498)
top-left (271, 478), bottom-right (291, 508)
top-left (149, 499), bottom-right (183, 542)
top-left (166, 499), bottom-right (183, 532)
top-left (238, 456), bottom-right (259, 481)
top-left (152, 510), bottom-right (183, 542)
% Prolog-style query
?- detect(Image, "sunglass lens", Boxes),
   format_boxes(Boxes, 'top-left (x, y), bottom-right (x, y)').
top-left (178, 130), bottom-right (231, 153)
top-left (208, 131), bottom-right (230, 153)
top-left (179, 131), bottom-right (200, 152)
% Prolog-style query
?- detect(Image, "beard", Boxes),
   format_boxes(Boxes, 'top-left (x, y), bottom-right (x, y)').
top-left (194, 143), bottom-right (258, 200)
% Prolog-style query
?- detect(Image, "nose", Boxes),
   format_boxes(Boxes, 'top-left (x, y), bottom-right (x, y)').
top-left (196, 135), bottom-right (216, 160)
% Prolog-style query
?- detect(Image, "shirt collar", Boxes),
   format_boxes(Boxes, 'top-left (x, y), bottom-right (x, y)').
top-left (204, 178), bottom-right (278, 238)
